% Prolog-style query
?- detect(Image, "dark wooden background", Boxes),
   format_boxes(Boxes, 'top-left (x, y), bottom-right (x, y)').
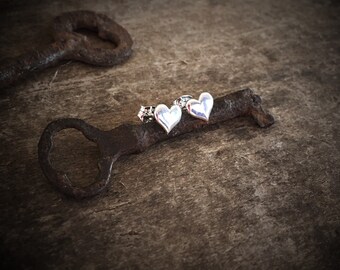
top-left (0, 0), bottom-right (339, 269)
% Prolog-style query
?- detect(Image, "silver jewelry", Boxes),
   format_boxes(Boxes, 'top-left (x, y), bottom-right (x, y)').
top-left (137, 106), bottom-right (156, 123)
top-left (186, 92), bottom-right (214, 121)
top-left (154, 104), bottom-right (182, 134)
top-left (173, 95), bottom-right (193, 110)
top-left (137, 104), bottom-right (182, 134)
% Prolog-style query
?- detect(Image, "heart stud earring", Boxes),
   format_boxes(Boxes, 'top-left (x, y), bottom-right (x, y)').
top-left (137, 104), bottom-right (182, 134)
top-left (186, 92), bottom-right (214, 121)
top-left (154, 104), bottom-right (182, 134)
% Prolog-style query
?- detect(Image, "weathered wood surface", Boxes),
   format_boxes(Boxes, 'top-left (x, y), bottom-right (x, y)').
top-left (0, 0), bottom-right (339, 269)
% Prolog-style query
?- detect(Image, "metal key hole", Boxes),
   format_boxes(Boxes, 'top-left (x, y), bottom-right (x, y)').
top-left (50, 128), bottom-right (100, 188)
top-left (75, 28), bottom-right (117, 50)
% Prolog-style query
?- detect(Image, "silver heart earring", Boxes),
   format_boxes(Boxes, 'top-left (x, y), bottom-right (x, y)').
top-left (173, 92), bottom-right (214, 121)
top-left (154, 104), bottom-right (182, 134)
top-left (137, 104), bottom-right (182, 134)
top-left (185, 92), bottom-right (214, 121)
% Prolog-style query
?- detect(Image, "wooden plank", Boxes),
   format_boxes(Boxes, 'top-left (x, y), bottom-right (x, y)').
top-left (0, 0), bottom-right (339, 269)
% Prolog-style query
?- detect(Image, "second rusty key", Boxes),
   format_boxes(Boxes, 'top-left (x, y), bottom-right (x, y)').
top-left (0, 10), bottom-right (133, 90)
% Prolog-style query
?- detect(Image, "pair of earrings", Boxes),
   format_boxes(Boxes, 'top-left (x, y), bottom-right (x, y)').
top-left (138, 92), bottom-right (214, 134)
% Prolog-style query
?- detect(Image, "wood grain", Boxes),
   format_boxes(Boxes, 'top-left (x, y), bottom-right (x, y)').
top-left (0, 0), bottom-right (339, 269)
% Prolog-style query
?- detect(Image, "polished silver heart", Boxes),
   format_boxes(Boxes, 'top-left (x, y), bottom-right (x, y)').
top-left (186, 92), bottom-right (214, 121)
top-left (154, 104), bottom-right (182, 134)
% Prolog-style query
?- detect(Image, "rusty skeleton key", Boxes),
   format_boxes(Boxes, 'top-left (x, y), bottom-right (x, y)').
top-left (38, 89), bottom-right (275, 199)
top-left (0, 10), bottom-right (133, 90)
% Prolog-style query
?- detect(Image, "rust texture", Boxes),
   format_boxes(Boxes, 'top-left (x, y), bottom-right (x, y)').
top-left (0, 10), bottom-right (133, 89)
top-left (38, 88), bottom-right (274, 199)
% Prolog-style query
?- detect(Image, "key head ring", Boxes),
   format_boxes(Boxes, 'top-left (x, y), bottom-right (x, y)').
top-left (38, 118), bottom-right (117, 199)
top-left (53, 10), bottom-right (133, 66)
